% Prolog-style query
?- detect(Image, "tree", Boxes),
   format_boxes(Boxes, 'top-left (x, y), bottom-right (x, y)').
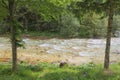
top-left (0, 0), bottom-right (74, 72)
top-left (72, 0), bottom-right (120, 69)
top-left (8, 0), bottom-right (17, 71)
top-left (104, 0), bottom-right (114, 69)
top-left (1, 0), bottom-right (17, 71)
top-left (1, 0), bottom-right (24, 72)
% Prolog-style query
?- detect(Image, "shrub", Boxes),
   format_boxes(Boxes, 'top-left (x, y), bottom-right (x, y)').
top-left (79, 14), bottom-right (107, 38)
top-left (59, 13), bottom-right (80, 38)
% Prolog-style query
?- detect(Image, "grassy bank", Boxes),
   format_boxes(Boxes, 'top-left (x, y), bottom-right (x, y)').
top-left (0, 31), bottom-right (61, 40)
top-left (24, 31), bottom-right (62, 39)
top-left (24, 31), bottom-right (103, 39)
top-left (0, 62), bottom-right (120, 80)
top-left (0, 31), bottom-right (107, 39)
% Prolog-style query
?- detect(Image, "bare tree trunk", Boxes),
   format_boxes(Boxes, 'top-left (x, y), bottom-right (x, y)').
top-left (104, 0), bottom-right (114, 70)
top-left (9, 0), bottom-right (17, 72)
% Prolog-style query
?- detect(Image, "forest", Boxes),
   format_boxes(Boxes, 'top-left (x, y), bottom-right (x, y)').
top-left (0, 0), bottom-right (120, 80)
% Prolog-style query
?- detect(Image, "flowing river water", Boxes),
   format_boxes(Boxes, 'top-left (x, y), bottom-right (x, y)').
top-left (0, 37), bottom-right (120, 65)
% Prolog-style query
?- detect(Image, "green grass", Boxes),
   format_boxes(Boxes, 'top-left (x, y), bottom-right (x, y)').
top-left (0, 62), bottom-right (120, 80)
top-left (25, 31), bottom-right (61, 39)
top-left (24, 31), bottom-right (82, 39)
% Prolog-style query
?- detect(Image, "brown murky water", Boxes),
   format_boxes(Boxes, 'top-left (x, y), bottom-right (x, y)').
top-left (0, 37), bottom-right (120, 65)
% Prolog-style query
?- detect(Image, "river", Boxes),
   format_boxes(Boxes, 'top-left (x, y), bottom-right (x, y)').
top-left (0, 37), bottom-right (120, 65)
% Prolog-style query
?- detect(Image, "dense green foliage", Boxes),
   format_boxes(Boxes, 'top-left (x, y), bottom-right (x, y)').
top-left (0, 0), bottom-right (120, 38)
top-left (59, 13), bottom-right (80, 37)
top-left (0, 62), bottom-right (120, 80)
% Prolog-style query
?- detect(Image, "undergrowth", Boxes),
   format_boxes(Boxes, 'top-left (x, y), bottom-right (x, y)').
top-left (0, 62), bottom-right (120, 80)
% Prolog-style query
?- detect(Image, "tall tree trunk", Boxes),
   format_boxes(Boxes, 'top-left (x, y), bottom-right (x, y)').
top-left (9, 0), bottom-right (17, 72)
top-left (104, 0), bottom-right (114, 70)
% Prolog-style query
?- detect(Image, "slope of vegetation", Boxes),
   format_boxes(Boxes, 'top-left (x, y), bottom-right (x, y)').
top-left (0, 62), bottom-right (120, 80)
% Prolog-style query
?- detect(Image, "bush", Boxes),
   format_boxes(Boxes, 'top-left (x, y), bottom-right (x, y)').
top-left (112, 15), bottom-right (120, 37)
top-left (79, 14), bottom-right (107, 38)
top-left (0, 20), bottom-right (10, 34)
top-left (59, 13), bottom-right (80, 38)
